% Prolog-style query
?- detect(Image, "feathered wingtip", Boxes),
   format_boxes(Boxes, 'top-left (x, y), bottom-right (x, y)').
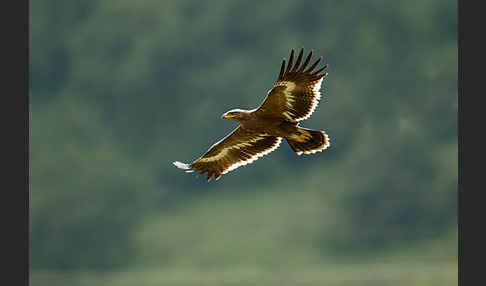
top-left (278, 47), bottom-right (328, 81)
top-left (173, 161), bottom-right (194, 173)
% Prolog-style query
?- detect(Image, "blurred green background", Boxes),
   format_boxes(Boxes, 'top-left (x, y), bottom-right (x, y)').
top-left (30, 0), bottom-right (457, 285)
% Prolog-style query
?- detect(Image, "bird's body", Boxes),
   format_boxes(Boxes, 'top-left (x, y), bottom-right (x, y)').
top-left (222, 110), bottom-right (295, 137)
top-left (174, 48), bottom-right (331, 182)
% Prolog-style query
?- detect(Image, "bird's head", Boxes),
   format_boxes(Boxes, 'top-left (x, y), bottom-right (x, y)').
top-left (221, 109), bottom-right (247, 121)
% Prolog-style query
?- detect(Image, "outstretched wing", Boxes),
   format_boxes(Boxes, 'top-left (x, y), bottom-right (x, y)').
top-left (255, 48), bottom-right (328, 122)
top-left (173, 127), bottom-right (282, 182)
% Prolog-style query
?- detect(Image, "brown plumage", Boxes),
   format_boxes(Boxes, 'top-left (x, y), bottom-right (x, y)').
top-left (173, 48), bottom-right (330, 182)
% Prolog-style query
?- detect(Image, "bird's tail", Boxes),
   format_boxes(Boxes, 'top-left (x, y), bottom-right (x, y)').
top-left (286, 128), bottom-right (330, 155)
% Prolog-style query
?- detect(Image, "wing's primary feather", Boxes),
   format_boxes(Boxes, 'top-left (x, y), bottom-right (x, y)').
top-left (173, 127), bottom-right (282, 182)
top-left (256, 48), bottom-right (328, 122)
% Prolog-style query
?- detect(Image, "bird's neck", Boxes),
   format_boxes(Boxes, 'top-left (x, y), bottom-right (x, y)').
top-left (234, 111), bottom-right (252, 124)
top-left (242, 110), bottom-right (254, 119)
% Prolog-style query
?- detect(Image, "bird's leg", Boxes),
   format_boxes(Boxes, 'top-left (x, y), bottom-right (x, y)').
top-left (291, 129), bottom-right (312, 142)
top-left (296, 131), bottom-right (312, 142)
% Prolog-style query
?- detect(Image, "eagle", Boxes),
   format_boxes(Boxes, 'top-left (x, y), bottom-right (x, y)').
top-left (173, 48), bottom-right (330, 182)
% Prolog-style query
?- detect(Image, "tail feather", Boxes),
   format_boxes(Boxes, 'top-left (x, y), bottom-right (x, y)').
top-left (287, 128), bottom-right (330, 155)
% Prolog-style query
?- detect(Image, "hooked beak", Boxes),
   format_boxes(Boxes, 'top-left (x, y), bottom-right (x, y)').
top-left (222, 113), bottom-right (233, 119)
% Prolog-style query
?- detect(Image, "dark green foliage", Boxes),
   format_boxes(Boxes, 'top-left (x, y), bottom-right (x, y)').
top-left (30, 0), bottom-right (457, 278)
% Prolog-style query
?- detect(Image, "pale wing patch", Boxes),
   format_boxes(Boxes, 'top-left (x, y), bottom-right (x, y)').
top-left (197, 134), bottom-right (269, 163)
top-left (274, 76), bottom-right (325, 122)
top-left (275, 81), bottom-right (297, 107)
top-left (222, 137), bottom-right (282, 174)
top-left (294, 76), bottom-right (324, 121)
top-left (175, 134), bottom-right (283, 180)
top-left (257, 48), bottom-right (328, 123)
top-left (275, 81), bottom-right (297, 120)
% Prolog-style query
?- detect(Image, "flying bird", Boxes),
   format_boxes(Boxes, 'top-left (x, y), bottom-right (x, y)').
top-left (173, 48), bottom-right (330, 182)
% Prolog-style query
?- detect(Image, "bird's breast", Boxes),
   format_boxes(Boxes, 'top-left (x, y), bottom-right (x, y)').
top-left (239, 116), bottom-right (283, 134)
